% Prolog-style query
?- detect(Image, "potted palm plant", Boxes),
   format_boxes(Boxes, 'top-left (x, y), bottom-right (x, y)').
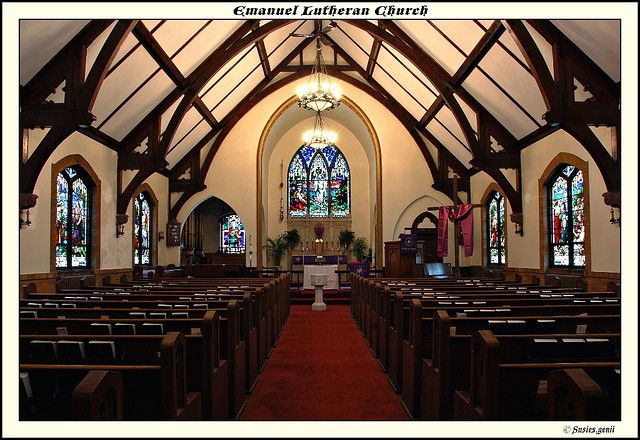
top-left (265, 229), bottom-right (301, 269)
top-left (348, 237), bottom-right (370, 276)
top-left (338, 229), bottom-right (355, 259)
top-left (264, 235), bottom-right (288, 269)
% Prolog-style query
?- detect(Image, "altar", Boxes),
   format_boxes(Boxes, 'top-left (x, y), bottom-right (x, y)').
top-left (303, 264), bottom-right (339, 290)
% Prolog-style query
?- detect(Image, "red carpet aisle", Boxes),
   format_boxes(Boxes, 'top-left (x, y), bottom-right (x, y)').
top-left (240, 305), bottom-right (408, 420)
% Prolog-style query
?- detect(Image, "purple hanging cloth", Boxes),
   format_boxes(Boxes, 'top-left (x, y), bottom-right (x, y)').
top-left (437, 206), bottom-right (449, 257)
top-left (453, 204), bottom-right (474, 257)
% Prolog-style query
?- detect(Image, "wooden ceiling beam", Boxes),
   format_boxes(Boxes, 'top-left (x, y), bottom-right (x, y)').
top-left (525, 20), bottom-right (618, 99)
top-left (21, 20), bottom-right (113, 108)
top-left (20, 20), bottom-right (136, 196)
top-left (366, 37), bottom-right (382, 78)
top-left (119, 20), bottom-right (259, 154)
top-left (256, 39), bottom-right (272, 79)
top-left (451, 20), bottom-right (505, 86)
top-left (354, 19), bottom-right (522, 214)
top-left (132, 21), bottom-right (187, 87)
top-left (504, 20), bottom-right (560, 110)
top-left (505, 19), bottom-right (619, 194)
top-left (77, 126), bottom-right (120, 151)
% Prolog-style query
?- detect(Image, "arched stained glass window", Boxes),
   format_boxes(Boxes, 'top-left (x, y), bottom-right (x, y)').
top-left (486, 191), bottom-right (505, 265)
top-left (134, 192), bottom-right (153, 265)
top-left (287, 145), bottom-right (350, 218)
top-left (548, 165), bottom-right (585, 267)
top-left (56, 166), bottom-right (91, 268)
top-left (221, 214), bottom-right (245, 254)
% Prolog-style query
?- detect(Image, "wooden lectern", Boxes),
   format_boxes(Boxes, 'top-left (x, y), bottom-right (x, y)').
top-left (384, 240), bottom-right (423, 277)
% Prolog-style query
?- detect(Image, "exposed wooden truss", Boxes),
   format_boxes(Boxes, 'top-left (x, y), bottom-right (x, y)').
top-left (19, 18), bottom-right (621, 225)
top-left (505, 20), bottom-right (620, 195)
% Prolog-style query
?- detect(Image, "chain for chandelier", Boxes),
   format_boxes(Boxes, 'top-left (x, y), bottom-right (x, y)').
top-left (302, 110), bottom-right (337, 149)
top-left (296, 38), bottom-right (341, 112)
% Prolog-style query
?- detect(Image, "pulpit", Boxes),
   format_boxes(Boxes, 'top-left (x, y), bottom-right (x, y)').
top-left (384, 240), bottom-right (424, 277)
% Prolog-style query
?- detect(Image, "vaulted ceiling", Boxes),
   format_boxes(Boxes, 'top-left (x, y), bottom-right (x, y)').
top-left (19, 19), bottom-right (621, 220)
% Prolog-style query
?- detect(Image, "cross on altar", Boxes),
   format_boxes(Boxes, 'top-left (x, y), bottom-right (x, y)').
top-left (427, 175), bottom-right (483, 277)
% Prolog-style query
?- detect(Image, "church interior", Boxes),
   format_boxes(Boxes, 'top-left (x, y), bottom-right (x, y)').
top-left (6, 5), bottom-right (637, 437)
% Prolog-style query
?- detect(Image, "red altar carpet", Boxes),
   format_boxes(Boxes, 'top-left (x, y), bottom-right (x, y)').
top-left (240, 305), bottom-right (408, 420)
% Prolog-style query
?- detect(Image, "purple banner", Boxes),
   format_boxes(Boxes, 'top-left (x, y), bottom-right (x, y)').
top-left (399, 233), bottom-right (418, 255)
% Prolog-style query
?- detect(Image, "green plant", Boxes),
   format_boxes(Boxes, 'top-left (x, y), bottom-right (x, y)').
top-left (338, 229), bottom-right (355, 253)
top-left (283, 228), bottom-right (301, 251)
top-left (265, 229), bottom-right (301, 267)
top-left (351, 237), bottom-right (369, 262)
top-left (264, 236), bottom-right (288, 267)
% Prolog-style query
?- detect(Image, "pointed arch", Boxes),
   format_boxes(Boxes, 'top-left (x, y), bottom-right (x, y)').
top-left (131, 183), bottom-right (159, 267)
top-left (257, 95), bottom-right (383, 269)
top-left (481, 183), bottom-right (509, 268)
top-left (50, 154), bottom-right (101, 273)
top-left (538, 153), bottom-right (591, 274)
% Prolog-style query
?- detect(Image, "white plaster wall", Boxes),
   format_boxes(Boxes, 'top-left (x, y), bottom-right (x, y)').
top-left (175, 87), bottom-right (299, 265)
top-left (178, 78), bottom-right (441, 268)
top-left (19, 131), bottom-right (173, 274)
top-left (19, 131), bottom-right (130, 273)
top-left (470, 129), bottom-right (620, 273)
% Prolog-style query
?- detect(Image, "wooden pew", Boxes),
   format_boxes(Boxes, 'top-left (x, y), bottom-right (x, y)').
top-left (453, 330), bottom-right (621, 420)
top-left (20, 332), bottom-right (201, 420)
top-left (71, 370), bottom-right (123, 420)
top-left (20, 308), bottom-right (238, 419)
top-left (21, 369), bottom-right (123, 420)
top-left (547, 368), bottom-right (621, 420)
top-left (402, 298), bottom-right (620, 418)
top-left (385, 289), bottom-right (616, 396)
top-left (24, 290), bottom-right (260, 397)
top-left (421, 309), bottom-right (621, 420)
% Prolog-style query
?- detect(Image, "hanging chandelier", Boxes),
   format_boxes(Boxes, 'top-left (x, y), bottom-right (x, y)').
top-left (296, 39), bottom-right (341, 112)
top-left (303, 111), bottom-right (337, 149)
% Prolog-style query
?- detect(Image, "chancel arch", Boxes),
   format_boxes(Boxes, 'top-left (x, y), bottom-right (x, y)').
top-left (257, 94), bottom-right (382, 270)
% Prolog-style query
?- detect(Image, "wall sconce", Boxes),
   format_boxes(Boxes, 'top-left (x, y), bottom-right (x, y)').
top-left (158, 231), bottom-right (165, 241)
top-left (115, 214), bottom-right (128, 238)
top-left (510, 212), bottom-right (524, 236)
top-left (19, 209), bottom-right (32, 228)
top-left (514, 222), bottom-right (524, 236)
top-left (609, 207), bottom-right (620, 225)
top-left (19, 193), bottom-right (37, 228)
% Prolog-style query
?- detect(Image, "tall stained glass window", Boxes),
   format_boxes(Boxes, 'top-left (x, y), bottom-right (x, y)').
top-left (548, 165), bottom-right (585, 267)
top-left (287, 145), bottom-right (350, 218)
top-left (56, 167), bottom-right (91, 268)
top-left (134, 192), bottom-right (153, 265)
top-left (487, 191), bottom-right (505, 265)
top-left (221, 214), bottom-right (245, 254)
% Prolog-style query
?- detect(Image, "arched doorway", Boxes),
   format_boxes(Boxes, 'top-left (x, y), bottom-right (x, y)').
top-left (180, 196), bottom-right (246, 267)
top-left (411, 211), bottom-right (441, 264)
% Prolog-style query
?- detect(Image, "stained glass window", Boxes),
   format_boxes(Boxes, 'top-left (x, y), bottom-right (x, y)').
top-left (487, 191), bottom-right (505, 265)
top-left (134, 192), bottom-right (153, 265)
top-left (548, 165), bottom-right (585, 268)
top-left (220, 214), bottom-right (245, 254)
top-left (56, 167), bottom-right (91, 269)
top-left (287, 145), bottom-right (350, 218)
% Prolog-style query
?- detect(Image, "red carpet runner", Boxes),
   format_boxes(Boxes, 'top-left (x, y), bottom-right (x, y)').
top-left (240, 305), bottom-right (408, 420)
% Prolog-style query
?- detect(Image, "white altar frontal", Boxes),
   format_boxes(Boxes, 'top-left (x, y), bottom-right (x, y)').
top-left (303, 265), bottom-right (339, 290)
